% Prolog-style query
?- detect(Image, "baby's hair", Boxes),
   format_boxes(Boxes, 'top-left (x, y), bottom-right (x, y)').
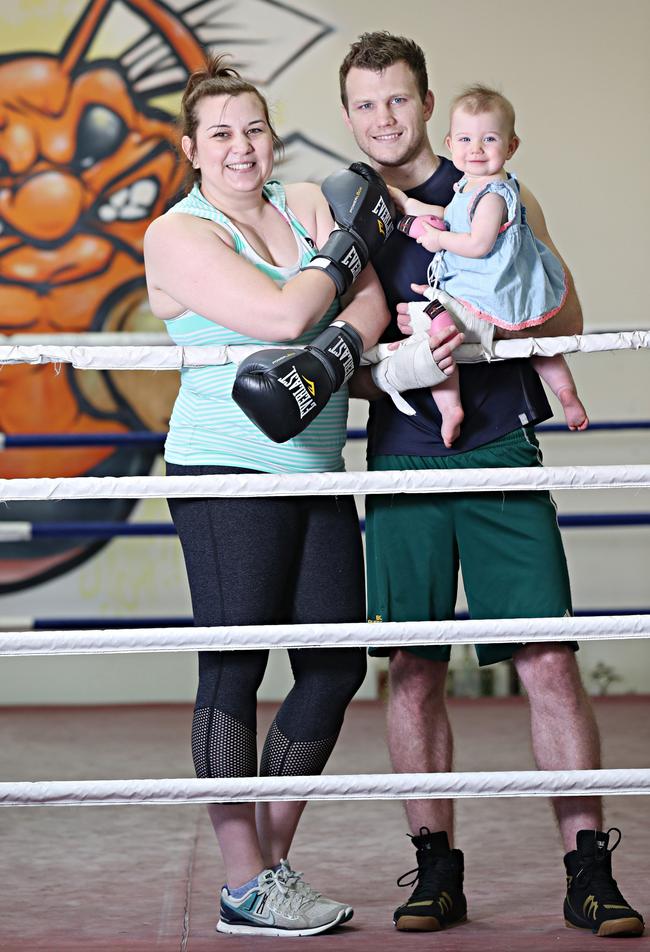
top-left (179, 53), bottom-right (283, 191)
top-left (449, 84), bottom-right (517, 138)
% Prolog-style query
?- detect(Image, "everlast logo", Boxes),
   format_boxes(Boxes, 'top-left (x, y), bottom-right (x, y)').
top-left (372, 195), bottom-right (394, 238)
top-left (341, 245), bottom-right (362, 280)
top-left (349, 185), bottom-right (363, 214)
top-left (278, 366), bottom-right (317, 418)
top-left (327, 337), bottom-right (355, 380)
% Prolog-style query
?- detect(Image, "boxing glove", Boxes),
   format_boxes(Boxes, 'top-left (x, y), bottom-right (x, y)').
top-left (302, 163), bottom-right (396, 296)
top-left (232, 321), bottom-right (363, 443)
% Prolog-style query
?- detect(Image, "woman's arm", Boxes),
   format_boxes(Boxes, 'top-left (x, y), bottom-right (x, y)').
top-left (293, 182), bottom-right (390, 350)
top-left (144, 210), bottom-right (337, 342)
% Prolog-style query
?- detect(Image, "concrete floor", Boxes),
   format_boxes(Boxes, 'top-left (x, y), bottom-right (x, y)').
top-left (0, 697), bottom-right (648, 951)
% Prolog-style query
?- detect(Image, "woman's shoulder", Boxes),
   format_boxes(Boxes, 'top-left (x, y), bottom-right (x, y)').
top-left (282, 181), bottom-right (330, 245)
top-left (145, 203), bottom-right (234, 252)
top-left (283, 181), bottom-right (325, 212)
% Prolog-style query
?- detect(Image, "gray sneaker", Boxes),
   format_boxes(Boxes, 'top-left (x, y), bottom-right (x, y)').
top-left (216, 868), bottom-right (345, 936)
top-left (278, 859), bottom-right (354, 924)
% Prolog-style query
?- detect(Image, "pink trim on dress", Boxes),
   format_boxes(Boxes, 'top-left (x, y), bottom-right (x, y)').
top-left (454, 268), bottom-right (569, 330)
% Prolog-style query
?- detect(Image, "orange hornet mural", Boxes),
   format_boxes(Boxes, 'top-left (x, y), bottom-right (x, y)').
top-left (0, 0), bottom-right (210, 590)
top-left (0, 0), bottom-right (334, 592)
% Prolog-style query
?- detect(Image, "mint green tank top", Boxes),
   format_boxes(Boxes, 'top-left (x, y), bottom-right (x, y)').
top-left (163, 182), bottom-right (347, 473)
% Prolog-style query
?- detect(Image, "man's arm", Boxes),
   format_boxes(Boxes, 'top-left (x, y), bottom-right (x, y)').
top-left (514, 184), bottom-right (583, 337)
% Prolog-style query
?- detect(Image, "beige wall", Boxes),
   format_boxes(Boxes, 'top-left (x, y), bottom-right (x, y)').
top-left (0, 0), bottom-right (648, 703)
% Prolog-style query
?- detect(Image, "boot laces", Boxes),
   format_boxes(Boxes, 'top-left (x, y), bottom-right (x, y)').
top-left (575, 827), bottom-right (627, 904)
top-left (397, 854), bottom-right (451, 902)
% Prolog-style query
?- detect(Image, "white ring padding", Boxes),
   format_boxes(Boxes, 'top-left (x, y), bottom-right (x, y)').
top-left (0, 466), bottom-right (649, 503)
top-left (0, 522), bottom-right (32, 542)
top-left (0, 333), bottom-right (172, 346)
top-left (0, 330), bottom-right (648, 370)
top-left (1, 615), bottom-right (648, 656)
top-left (1, 768), bottom-right (648, 807)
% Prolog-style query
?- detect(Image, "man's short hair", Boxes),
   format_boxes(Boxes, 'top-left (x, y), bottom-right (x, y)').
top-left (339, 31), bottom-right (428, 110)
top-left (449, 84), bottom-right (517, 138)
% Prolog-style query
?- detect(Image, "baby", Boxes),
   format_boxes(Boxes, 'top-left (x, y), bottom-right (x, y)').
top-left (392, 84), bottom-right (588, 447)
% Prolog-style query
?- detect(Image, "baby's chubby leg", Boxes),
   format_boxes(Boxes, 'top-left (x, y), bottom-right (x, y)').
top-left (531, 355), bottom-right (589, 430)
top-left (429, 310), bottom-right (464, 447)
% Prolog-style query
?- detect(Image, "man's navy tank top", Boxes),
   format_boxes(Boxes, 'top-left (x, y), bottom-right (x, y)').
top-left (368, 157), bottom-right (552, 457)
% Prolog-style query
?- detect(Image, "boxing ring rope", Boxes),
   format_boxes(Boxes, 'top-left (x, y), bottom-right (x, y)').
top-left (2, 768), bottom-right (649, 808)
top-left (0, 330), bottom-right (648, 372)
top-left (1, 334), bottom-right (648, 809)
top-left (2, 419), bottom-right (649, 449)
top-left (0, 510), bottom-right (648, 542)
top-left (1, 614), bottom-right (649, 657)
top-left (0, 465), bottom-right (648, 503)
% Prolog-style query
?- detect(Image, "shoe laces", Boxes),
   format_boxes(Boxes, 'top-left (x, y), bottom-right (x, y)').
top-left (575, 827), bottom-right (627, 904)
top-left (258, 869), bottom-right (310, 916)
top-left (277, 859), bottom-right (322, 902)
top-left (397, 855), bottom-right (451, 902)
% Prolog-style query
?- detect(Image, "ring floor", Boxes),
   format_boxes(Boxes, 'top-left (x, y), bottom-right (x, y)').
top-left (1, 696), bottom-right (648, 951)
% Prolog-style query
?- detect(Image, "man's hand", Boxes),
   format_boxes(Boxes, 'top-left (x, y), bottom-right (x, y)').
top-left (428, 324), bottom-right (464, 375)
top-left (389, 324), bottom-right (463, 377)
top-left (372, 325), bottom-right (464, 415)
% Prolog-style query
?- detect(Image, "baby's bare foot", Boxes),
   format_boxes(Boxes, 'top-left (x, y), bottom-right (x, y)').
top-left (439, 403), bottom-right (465, 447)
top-left (557, 386), bottom-right (589, 431)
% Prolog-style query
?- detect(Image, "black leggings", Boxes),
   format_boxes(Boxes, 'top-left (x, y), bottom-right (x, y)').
top-left (167, 464), bottom-right (367, 779)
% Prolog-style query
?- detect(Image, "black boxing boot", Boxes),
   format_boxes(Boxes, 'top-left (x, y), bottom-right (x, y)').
top-left (564, 828), bottom-right (644, 937)
top-left (393, 829), bottom-right (467, 932)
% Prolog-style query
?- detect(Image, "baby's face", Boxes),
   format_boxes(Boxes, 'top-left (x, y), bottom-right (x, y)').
top-left (445, 108), bottom-right (518, 178)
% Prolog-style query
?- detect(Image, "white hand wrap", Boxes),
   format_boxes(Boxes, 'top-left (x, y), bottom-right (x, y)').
top-left (422, 287), bottom-right (495, 355)
top-left (406, 301), bottom-right (434, 335)
top-left (370, 333), bottom-right (449, 416)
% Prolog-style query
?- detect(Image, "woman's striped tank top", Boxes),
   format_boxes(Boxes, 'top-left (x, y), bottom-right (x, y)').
top-left (163, 181), bottom-right (348, 473)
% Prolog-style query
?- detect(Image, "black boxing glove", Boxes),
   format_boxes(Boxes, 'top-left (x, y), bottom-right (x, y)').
top-left (232, 321), bottom-right (363, 443)
top-left (302, 163), bottom-right (396, 296)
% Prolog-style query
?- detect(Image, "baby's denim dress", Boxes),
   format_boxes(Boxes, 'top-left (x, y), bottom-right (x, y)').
top-left (435, 174), bottom-right (567, 329)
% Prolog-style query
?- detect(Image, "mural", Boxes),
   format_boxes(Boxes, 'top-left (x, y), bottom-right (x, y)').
top-left (0, 0), bottom-right (348, 592)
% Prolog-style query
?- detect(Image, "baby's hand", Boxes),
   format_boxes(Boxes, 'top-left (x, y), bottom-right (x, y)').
top-left (416, 218), bottom-right (445, 252)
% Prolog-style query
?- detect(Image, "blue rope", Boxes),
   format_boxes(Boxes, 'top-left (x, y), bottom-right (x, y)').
top-left (29, 607), bottom-right (650, 630)
top-left (19, 513), bottom-right (650, 538)
top-left (3, 420), bottom-right (650, 448)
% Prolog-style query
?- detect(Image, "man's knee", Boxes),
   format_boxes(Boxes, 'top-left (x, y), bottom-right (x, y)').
top-left (514, 643), bottom-right (584, 698)
top-left (389, 649), bottom-right (448, 704)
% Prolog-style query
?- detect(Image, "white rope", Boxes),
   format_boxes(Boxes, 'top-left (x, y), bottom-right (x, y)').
top-left (0, 331), bottom-right (647, 370)
top-left (0, 466), bottom-right (648, 503)
top-left (0, 333), bottom-right (172, 347)
top-left (0, 615), bottom-right (648, 656)
top-left (1, 768), bottom-right (648, 807)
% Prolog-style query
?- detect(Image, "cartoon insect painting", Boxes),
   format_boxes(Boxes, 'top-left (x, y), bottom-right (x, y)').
top-left (0, 0), bottom-right (336, 591)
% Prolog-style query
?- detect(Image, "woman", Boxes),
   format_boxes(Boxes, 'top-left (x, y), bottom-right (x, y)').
top-left (144, 54), bottom-right (389, 937)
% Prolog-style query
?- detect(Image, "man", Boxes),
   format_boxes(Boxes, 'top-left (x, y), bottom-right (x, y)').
top-left (340, 31), bottom-right (644, 939)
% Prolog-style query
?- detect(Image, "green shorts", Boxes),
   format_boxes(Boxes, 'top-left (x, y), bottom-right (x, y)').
top-left (366, 427), bottom-right (574, 666)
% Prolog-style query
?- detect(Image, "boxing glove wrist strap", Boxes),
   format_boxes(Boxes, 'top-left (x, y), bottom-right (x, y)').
top-left (301, 230), bottom-right (368, 296)
top-left (306, 320), bottom-right (363, 389)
